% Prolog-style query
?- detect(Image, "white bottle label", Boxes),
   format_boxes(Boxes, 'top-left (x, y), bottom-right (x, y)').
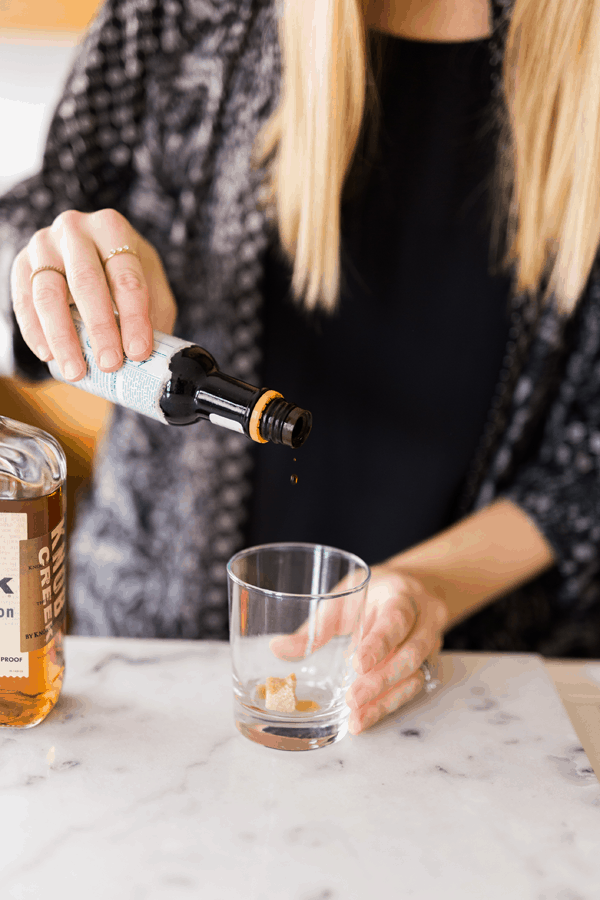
top-left (208, 414), bottom-right (244, 434)
top-left (0, 512), bottom-right (29, 678)
top-left (48, 307), bottom-right (194, 423)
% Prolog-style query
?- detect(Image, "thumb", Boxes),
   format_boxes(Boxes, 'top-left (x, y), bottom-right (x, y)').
top-left (269, 594), bottom-right (346, 659)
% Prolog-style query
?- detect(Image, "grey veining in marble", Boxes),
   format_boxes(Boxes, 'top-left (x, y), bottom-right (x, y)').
top-left (0, 638), bottom-right (598, 900)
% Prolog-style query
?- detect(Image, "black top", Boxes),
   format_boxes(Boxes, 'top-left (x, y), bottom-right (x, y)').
top-left (249, 34), bottom-right (513, 565)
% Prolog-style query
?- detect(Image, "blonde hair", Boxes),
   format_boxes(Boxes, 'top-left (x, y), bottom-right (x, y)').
top-left (502, 0), bottom-right (600, 312)
top-left (256, 0), bottom-right (600, 315)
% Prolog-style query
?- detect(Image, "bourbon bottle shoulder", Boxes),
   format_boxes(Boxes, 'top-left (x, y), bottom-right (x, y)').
top-left (0, 417), bottom-right (66, 500)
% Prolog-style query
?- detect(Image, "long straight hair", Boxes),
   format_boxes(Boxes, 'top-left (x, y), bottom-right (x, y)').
top-left (502, 0), bottom-right (600, 311)
top-left (255, 0), bottom-right (600, 315)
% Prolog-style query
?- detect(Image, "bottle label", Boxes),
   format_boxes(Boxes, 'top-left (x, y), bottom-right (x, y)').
top-left (0, 491), bottom-right (66, 678)
top-left (0, 512), bottom-right (28, 677)
top-left (48, 307), bottom-right (194, 423)
top-left (208, 413), bottom-right (244, 434)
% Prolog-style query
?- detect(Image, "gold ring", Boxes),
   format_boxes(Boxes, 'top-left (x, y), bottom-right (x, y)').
top-left (103, 245), bottom-right (140, 265)
top-left (30, 265), bottom-right (67, 283)
top-left (420, 659), bottom-right (442, 694)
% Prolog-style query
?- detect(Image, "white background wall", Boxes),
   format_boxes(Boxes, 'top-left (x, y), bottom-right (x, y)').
top-left (0, 40), bottom-right (76, 372)
top-left (0, 41), bottom-right (76, 195)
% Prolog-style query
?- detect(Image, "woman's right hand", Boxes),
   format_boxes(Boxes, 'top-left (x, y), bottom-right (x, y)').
top-left (10, 208), bottom-right (178, 381)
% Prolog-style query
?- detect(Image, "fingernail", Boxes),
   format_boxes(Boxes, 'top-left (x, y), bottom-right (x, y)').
top-left (128, 338), bottom-right (149, 358)
top-left (63, 360), bottom-right (84, 380)
top-left (99, 349), bottom-right (121, 368)
top-left (36, 346), bottom-right (51, 361)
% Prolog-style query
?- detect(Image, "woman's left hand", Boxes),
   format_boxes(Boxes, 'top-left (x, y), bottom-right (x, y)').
top-left (344, 566), bottom-right (448, 734)
top-left (270, 563), bottom-right (449, 734)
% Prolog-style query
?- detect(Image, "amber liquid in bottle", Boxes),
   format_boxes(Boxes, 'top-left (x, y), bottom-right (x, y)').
top-left (0, 418), bottom-right (67, 728)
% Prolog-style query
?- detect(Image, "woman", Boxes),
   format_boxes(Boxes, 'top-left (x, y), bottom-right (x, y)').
top-left (1, 0), bottom-right (599, 736)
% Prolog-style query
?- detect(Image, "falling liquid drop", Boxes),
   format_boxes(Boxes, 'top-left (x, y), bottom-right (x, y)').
top-left (290, 474), bottom-right (298, 485)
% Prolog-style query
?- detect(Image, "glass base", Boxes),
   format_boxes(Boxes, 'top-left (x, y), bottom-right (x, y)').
top-left (234, 699), bottom-right (349, 751)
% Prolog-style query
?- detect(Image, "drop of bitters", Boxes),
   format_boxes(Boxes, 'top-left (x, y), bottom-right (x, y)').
top-left (290, 474), bottom-right (298, 485)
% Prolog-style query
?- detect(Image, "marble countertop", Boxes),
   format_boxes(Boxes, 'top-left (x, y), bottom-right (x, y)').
top-left (1, 638), bottom-right (599, 900)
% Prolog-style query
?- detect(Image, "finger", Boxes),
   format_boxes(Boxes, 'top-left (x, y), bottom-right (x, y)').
top-left (27, 229), bottom-right (87, 380)
top-left (348, 630), bottom-right (443, 711)
top-left (269, 595), bottom-right (345, 659)
top-left (139, 242), bottom-right (177, 336)
top-left (356, 588), bottom-right (447, 680)
top-left (347, 599), bottom-right (446, 709)
top-left (269, 581), bottom-right (366, 660)
top-left (11, 248), bottom-right (54, 363)
top-left (353, 569), bottom-right (413, 672)
top-left (88, 210), bottom-right (153, 360)
top-left (348, 669), bottom-right (424, 735)
top-left (53, 210), bottom-right (124, 372)
top-left (354, 593), bottom-right (418, 675)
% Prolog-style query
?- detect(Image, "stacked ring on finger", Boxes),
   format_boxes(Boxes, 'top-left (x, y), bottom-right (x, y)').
top-left (102, 245), bottom-right (140, 266)
top-left (30, 265), bottom-right (67, 283)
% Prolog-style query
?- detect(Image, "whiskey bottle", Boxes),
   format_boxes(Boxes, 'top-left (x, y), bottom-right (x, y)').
top-left (47, 306), bottom-right (312, 448)
top-left (0, 417), bottom-right (67, 728)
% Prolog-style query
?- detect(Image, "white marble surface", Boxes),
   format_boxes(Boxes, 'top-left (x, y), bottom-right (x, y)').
top-left (0, 638), bottom-right (599, 900)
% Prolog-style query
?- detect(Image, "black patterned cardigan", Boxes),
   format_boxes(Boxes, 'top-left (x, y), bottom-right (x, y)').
top-left (1, 0), bottom-right (600, 656)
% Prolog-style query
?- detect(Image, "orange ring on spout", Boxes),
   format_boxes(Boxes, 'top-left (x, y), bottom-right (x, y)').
top-left (249, 390), bottom-right (283, 443)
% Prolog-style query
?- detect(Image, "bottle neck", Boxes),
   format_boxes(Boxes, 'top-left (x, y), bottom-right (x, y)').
top-left (159, 346), bottom-right (262, 433)
top-left (159, 347), bottom-right (312, 446)
top-left (196, 370), bottom-right (265, 435)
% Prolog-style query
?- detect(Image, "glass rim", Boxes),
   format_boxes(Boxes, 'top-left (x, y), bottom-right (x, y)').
top-left (226, 541), bottom-right (371, 601)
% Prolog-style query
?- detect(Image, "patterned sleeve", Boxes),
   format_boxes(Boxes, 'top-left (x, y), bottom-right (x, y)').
top-left (0, 0), bottom-right (158, 379)
top-left (494, 278), bottom-right (600, 607)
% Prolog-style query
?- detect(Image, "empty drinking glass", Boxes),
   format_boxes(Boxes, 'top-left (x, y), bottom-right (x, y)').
top-left (228, 542), bottom-right (370, 751)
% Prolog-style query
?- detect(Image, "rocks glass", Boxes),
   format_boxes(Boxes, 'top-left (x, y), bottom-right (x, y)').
top-left (228, 542), bottom-right (370, 751)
